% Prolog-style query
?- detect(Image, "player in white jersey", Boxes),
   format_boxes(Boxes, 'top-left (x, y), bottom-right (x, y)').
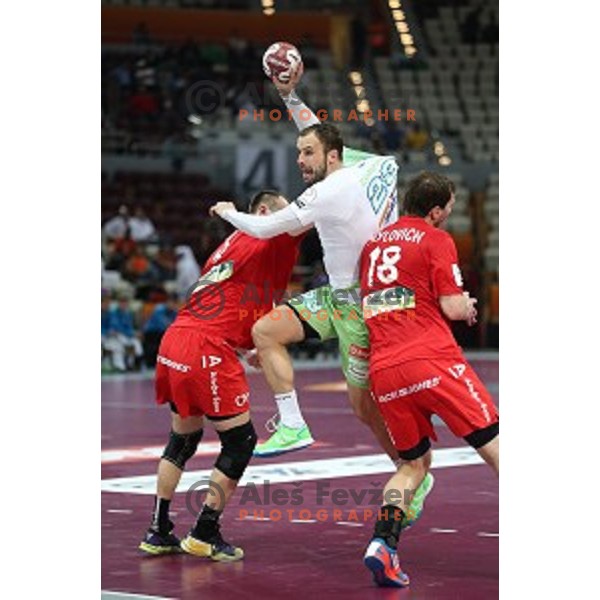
top-left (210, 67), bottom-right (434, 528)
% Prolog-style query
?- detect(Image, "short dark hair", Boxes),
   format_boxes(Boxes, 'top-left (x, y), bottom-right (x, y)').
top-left (403, 171), bottom-right (456, 217)
top-left (248, 189), bottom-right (281, 214)
top-left (299, 123), bottom-right (344, 161)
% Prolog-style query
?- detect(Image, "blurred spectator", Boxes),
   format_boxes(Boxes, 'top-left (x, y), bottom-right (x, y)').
top-left (109, 297), bottom-right (144, 370)
top-left (153, 245), bottom-right (178, 282)
top-left (128, 86), bottom-right (159, 119)
top-left (175, 245), bottom-right (201, 299)
top-left (106, 228), bottom-right (137, 272)
top-left (382, 123), bottom-right (404, 152)
top-left (101, 295), bottom-right (127, 372)
top-left (125, 247), bottom-right (153, 284)
top-left (129, 206), bottom-right (157, 241)
top-left (103, 205), bottom-right (130, 240)
top-left (405, 123), bottom-right (429, 151)
top-left (142, 296), bottom-right (178, 367)
top-left (101, 295), bottom-right (117, 371)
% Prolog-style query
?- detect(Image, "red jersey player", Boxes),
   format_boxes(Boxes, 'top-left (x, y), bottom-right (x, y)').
top-left (359, 172), bottom-right (499, 588)
top-left (139, 190), bottom-right (306, 562)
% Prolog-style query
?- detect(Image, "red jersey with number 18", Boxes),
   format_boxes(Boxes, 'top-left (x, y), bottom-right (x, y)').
top-left (359, 216), bottom-right (465, 374)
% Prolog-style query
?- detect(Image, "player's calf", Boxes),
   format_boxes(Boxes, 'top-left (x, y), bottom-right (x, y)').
top-left (182, 421), bottom-right (257, 562)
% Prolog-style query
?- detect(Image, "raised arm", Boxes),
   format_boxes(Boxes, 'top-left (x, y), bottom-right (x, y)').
top-left (273, 63), bottom-right (381, 164)
top-left (271, 65), bottom-right (319, 131)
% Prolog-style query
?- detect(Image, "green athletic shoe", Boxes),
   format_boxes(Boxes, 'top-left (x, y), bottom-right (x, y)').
top-left (253, 421), bottom-right (315, 457)
top-left (403, 473), bottom-right (435, 528)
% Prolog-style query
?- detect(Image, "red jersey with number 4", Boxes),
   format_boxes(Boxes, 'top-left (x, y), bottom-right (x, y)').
top-left (173, 231), bottom-right (302, 349)
top-left (359, 216), bottom-right (465, 374)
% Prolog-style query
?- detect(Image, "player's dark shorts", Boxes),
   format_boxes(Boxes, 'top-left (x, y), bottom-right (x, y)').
top-left (370, 357), bottom-right (499, 459)
top-left (155, 326), bottom-right (250, 419)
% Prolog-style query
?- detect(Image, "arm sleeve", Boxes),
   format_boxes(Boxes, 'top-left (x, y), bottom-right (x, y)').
top-left (221, 205), bottom-right (305, 239)
top-left (430, 234), bottom-right (465, 297)
top-left (282, 94), bottom-right (320, 131)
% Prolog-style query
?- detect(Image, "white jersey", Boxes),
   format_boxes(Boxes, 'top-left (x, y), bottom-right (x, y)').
top-left (289, 154), bottom-right (398, 289)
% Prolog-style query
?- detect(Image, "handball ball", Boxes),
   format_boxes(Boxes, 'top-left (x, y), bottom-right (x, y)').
top-left (262, 42), bottom-right (303, 84)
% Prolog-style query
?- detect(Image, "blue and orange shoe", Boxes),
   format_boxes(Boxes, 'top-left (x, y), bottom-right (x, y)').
top-left (363, 538), bottom-right (410, 588)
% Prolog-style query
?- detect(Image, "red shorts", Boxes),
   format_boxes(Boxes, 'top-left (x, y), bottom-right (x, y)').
top-left (155, 326), bottom-right (250, 418)
top-left (370, 357), bottom-right (499, 458)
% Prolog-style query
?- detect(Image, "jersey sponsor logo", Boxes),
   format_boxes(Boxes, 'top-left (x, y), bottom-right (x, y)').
top-left (197, 260), bottom-right (234, 288)
top-left (464, 377), bottom-right (491, 423)
top-left (363, 286), bottom-right (416, 319)
top-left (349, 344), bottom-right (370, 361)
top-left (234, 392), bottom-right (250, 407)
top-left (448, 363), bottom-right (466, 378)
top-left (210, 370), bottom-right (221, 413)
top-left (377, 376), bottom-right (442, 403)
top-left (157, 355), bottom-right (192, 373)
top-left (347, 358), bottom-right (369, 385)
top-left (201, 355), bottom-right (222, 368)
top-left (296, 288), bottom-right (322, 313)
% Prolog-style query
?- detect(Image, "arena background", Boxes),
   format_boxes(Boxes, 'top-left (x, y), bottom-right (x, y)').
top-left (101, 1), bottom-right (499, 598)
top-left (101, 0), bottom-right (499, 364)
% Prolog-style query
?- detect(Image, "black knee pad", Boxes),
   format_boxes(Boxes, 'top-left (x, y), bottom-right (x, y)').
top-left (215, 421), bottom-right (258, 480)
top-left (162, 428), bottom-right (204, 470)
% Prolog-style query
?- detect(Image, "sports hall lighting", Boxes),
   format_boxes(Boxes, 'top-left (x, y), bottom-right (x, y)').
top-left (387, 2), bottom-right (417, 58)
top-left (357, 99), bottom-right (371, 112)
top-left (262, 0), bottom-right (275, 15)
top-left (349, 71), bottom-right (363, 85)
top-left (348, 70), bottom-right (374, 126)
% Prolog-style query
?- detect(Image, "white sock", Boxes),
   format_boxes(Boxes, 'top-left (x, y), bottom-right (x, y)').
top-left (275, 390), bottom-right (306, 429)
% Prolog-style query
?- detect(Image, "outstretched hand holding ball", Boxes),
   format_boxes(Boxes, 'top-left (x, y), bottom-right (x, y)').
top-left (262, 42), bottom-right (304, 97)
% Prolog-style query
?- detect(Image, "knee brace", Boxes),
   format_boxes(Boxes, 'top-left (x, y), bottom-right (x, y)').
top-left (161, 428), bottom-right (204, 470)
top-left (215, 421), bottom-right (258, 480)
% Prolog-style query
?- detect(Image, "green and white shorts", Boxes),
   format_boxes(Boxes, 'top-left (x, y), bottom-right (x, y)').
top-left (287, 284), bottom-right (370, 389)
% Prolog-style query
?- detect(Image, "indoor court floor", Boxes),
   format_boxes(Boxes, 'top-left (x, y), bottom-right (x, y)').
top-left (102, 353), bottom-right (499, 599)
